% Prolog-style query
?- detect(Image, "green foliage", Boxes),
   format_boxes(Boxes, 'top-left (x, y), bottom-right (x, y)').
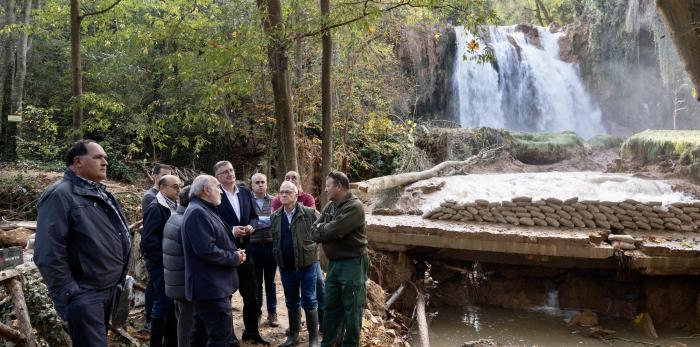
top-left (511, 131), bottom-right (583, 164)
top-left (621, 130), bottom-right (700, 163)
top-left (586, 133), bottom-right (622, 150)
top-left (23, 272), bottom-right (71, 346)
top-left (16, 106), bottom-right (64, 163)
top-left (491, 0), bottom-right (585, 26)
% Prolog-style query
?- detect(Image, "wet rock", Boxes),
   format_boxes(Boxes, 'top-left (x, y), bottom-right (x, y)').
top-left (581, 326), bottom-right (616, 338)
top-left (462, 339), bottom-right (498, 347)
top-left (567, 309), bottom-right (599, 327)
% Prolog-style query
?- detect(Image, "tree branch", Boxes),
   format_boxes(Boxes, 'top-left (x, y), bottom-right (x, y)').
top-left (80, 0), bottom-right (123, 19)
top-left (300, 0), bottom-right (412, 38)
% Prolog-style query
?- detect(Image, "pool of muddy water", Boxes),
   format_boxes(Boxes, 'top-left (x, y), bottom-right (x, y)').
top-left (410, 304), bottom-right (700, 346)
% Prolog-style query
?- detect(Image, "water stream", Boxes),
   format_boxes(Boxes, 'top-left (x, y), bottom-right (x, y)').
top-left (412, 304), bottom-right (700, 346)
top-left (453, 26), bottom-right (605, 138)
top-left (414, 172), bottom-right (693, 211)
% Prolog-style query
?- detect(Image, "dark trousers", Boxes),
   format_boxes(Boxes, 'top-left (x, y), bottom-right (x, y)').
top-left (53, 287), bottom-right (115, 347)
top-left (175, 299), bottom-right (196, 347)
top-left (321, 255), bottom-right (369, 347)
top-left (249, 242), bottom-right (277, 315)
top-left (145, 259), bottom-right (173, 319)
top-left (191, 297), bottom-right (233, 347)
top-left (237, 259), bottom-right (260, 334)
top-left (145, 277), bottom-right (154, 323)
top-left (315, 261), bottom-right (325, 324)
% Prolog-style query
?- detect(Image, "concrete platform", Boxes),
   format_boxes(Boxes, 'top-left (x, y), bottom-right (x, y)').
top-left (366, 215), bottom-right (700, 275)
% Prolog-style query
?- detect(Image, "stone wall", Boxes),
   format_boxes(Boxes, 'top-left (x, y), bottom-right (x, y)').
top-left (423, 196), bottom-right (700, 233)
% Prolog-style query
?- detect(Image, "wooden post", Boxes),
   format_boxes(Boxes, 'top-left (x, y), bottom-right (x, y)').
top-left (0, 320), bottom-right (26, 344)
top-left (415, 289), bottom-right (430, 347)
top-left (8, 277), bottom-right (37, 347)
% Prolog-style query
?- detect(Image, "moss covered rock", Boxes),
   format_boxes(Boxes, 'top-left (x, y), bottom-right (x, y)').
top-left (621, 130), bottom-right (700, 163)
top-left (414, 127), bottom-right (514, 163)
top-left (511, 131), bottom-right (584, 165)
top-left (587, 134), bottom-right (622, 150)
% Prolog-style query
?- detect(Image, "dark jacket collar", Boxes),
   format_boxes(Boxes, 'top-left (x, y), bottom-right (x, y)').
top-left (334, 191), bottom-right (355, 206)
top-left (65, 168), bottom-right (105, 199)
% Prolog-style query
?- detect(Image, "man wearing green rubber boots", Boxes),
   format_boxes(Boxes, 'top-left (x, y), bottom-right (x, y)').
top-left (312, 171), bottom-right (368, 347)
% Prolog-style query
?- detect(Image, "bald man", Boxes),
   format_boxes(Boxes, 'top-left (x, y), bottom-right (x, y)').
top-left (142, 174), bottom-right (182, 346)
top-left (272, 171), bottom-right (316, 210)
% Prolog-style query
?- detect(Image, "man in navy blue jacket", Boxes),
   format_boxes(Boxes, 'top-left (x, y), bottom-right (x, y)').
top-left (214, 161), bottom-right (270, 345)
top-left (182, 175), bottom-right (246, 347)
top-left (35, 140), bottom-right (131, 346)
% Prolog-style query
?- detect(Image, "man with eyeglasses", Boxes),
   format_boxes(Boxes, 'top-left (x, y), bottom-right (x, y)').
top-left (271, 181), bottom-right (320, 347)
top-left (248, 173), bottom-right (279, 327)
top-left (214, 161), bottom-right (270, 345)
top-left (142, 174), bottom-right (182, 346)
top-left (272, 171), bottom-right (316, 210)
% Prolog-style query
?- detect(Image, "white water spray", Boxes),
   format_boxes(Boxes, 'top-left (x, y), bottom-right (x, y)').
top-left (453, 26), bottom-right (605, 139)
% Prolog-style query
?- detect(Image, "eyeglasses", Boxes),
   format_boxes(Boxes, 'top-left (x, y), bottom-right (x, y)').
top-left (253, 181), bottom-right (266, 184)
top-left (279, 190), bottom-right (295, 195)
top-left (284, 175), bottom-right (299, 181)
top-left (169, 184), bottom-right (181, 190)
top-left (216, 168), bottom-right (234, 176)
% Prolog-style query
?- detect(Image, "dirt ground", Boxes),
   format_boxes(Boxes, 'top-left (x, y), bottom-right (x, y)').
top-left (119, 275), bottom-right (301, 346)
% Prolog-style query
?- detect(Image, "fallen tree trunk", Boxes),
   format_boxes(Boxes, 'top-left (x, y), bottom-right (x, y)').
top-left (353, 145), bottom-right (502, 194)
top-left (656, 0), bottom-right (700, 101)
top-left (415, 289), bottom-right (430, 347)
top-left (0, 320), bottom-right (26, 344)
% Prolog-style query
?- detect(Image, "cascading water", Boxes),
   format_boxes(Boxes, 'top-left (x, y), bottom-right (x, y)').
top-left (453, 26), bottom-right (605, 139)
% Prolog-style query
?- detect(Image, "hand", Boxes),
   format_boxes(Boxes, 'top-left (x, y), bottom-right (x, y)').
top-left (237, 250), bottom-right (246, 264)
top-left (245, 225), bottom-right (255, 234)
top-left (233, 226), bottom-right (247, 237)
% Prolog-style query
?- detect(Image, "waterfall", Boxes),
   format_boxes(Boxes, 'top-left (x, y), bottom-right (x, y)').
top-left (453, 26), bottom-right (605, 139)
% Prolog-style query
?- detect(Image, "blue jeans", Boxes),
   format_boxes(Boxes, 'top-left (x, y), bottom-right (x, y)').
top-left (145, 259), bottom-right (172, 319)
top-left (279, 262), bottom-right (318, 311)
top-left (249, 242), bottom-right (278, 315)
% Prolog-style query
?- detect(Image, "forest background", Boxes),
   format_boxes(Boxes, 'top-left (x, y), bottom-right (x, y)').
top-left (0, 0), bottom-right (684, 201)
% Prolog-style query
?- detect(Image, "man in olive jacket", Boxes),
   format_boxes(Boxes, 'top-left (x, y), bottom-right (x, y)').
top-left (35, 140), bottom-right (132, 347)
top-left (270, 181), bottom-right (320, 347)
top-left (311, 171), bottom-right (368, 347)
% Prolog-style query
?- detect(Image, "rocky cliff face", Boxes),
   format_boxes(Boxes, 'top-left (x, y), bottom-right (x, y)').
top-left (558, 11), bottom-right (674, 136)
top-left (394, 25), bottom-right (458, 123)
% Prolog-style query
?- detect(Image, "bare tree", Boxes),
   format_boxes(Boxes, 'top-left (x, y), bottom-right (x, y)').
top-left (320, 0), bottom-right (332, 206)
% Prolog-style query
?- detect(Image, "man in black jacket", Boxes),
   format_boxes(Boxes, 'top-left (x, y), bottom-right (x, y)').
top-left (141, 163), bottom-right (172, 331)
top-left (214, 161), bottom-right (269, 345)
top-left (142, 174), bottom-right (181, 346)
top-left (183, 175), bottom-right (246, 346)
top-left (35, 140), bottom-right (132, 347)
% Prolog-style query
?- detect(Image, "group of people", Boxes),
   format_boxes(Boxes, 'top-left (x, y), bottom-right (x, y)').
top-left (34, 140), bottom-right (369, 347)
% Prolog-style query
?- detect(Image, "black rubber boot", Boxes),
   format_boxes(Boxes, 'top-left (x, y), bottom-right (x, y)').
top-left (305, 309), bottom-right (319, 347)
top-left (149, 318), bottom-right (165, 347)
top-left (280, 308), bottom-right (301, 347)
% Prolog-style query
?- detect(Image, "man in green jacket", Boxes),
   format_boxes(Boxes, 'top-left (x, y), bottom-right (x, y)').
top-left (312, 171), bottom-right (368, 347)
top-left (271, 181), bottom-right (320, 347)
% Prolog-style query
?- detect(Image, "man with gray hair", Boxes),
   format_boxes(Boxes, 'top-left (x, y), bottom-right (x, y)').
top-left (182, 175), bottom-right (246, 346)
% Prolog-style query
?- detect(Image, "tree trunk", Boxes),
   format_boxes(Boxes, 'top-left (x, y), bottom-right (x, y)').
top-left (320, 0), bottom-right (332, 206)
top-left (656, 0), bottom-right (700, 101)
top-left (535, 0), bottom-right (553, 25)
top-left (257, 0), bottom-right (298, 182)
top-left (11, 0), bottom-right (32, 114)
top-left (353, 145), bottom-right (502, 194)
top-left (292, 0), bottom-right (304, 174)
top-left (0, 0), bottom-right (17, 161)
top-left (70, 0), bottom-right (83, 140)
